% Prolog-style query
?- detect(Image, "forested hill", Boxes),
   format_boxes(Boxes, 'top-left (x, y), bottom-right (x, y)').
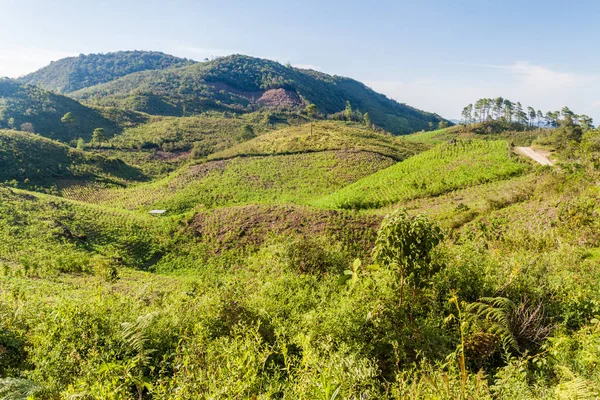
top-left (18, 50), bottom-right (194, 93)
top-left (0, 79), bottom-right (119, 142)
top-left (70, 54), bottom-right (448, 134)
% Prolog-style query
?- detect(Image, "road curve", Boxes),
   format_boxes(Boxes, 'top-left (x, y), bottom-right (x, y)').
top-left (514, 147), bottom-right (554, 166)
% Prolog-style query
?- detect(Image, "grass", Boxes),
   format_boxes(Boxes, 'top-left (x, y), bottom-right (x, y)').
top-left (61, 150), bottom-right (396, 213)
top-left (5, 106), bottom-right (600, 398)
top-left (0, 187), bottom-right (172, 274)
top-left (405, 121), bottom-right (551, 147)
top-left (403, 127), bottom-right (456, 145)
top-left (209, 120), bottom-right (424, 161)
top-left (315, 140), bottom-right (528, 210)
top-left (110, 114), bottom-right (253, 153)
top-left (0, 129), bottom-right (143, 187)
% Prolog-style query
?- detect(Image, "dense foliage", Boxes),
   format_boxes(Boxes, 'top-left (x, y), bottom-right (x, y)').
top-left (0, 79), bottom-right (119, 141)
top-left (18, 51), bottom-right (194, 93)
top-left (70, 55), bottom-right (448, 134)
top-left (0, 129), bottom-right (142, 187)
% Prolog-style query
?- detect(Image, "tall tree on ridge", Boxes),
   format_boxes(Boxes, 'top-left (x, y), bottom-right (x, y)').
top-left (527, 107), bottom-right (536, 127)
top-left (503, 99), bottom-right (514, 122)
top-left (536, 110), bottom-right (543, 128)
top-left (461, 104), bottom-right (473, 124)
top-left (494, 97), bottom-right (504, 119)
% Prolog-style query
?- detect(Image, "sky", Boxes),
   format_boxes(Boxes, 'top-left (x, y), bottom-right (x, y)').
top-left (1, 0), bottom-right (599, 121)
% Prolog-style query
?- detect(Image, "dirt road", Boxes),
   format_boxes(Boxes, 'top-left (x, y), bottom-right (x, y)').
top-left (514, 147), bottom-right (554, 166)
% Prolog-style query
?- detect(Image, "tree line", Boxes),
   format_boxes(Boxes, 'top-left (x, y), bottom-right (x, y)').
top-left (461, 97), bottom-right (594, 130)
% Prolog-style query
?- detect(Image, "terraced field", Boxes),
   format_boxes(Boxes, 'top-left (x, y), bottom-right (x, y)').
top-left (315, 140), bottom-right (528, 209)
top-left (0, 187), bottom-right (170, 274)
top-left (61, 150), bottom-right (396, 213)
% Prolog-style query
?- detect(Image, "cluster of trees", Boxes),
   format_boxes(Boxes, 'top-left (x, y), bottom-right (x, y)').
top-left (19, 50), bottom-right (193, 93)
top-left (60, 112), bottom-right (106, 148)
top-left (461, 97), bottom-right (594, 130)
top-left (327, 101), bottom-right (377, 131)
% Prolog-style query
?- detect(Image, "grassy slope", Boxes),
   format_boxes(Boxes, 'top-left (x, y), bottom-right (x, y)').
top-left (0, 129), bottom-right (143, 187)
top-left (109, 111), bottom-right (305, 153)
top-left (405, 121), bottom-right (549, 147)
top-left (0, 187), bottom-right (171, 273)
top-left (315, 140), bottom-right (528, 209)
top-left (4, 124), bottom-right (600, 397)
top-left (209, 121), bottom-right (424, 161)
top-left (0, 79), bottom-right (120, 142)
top-left (61, 150), bottom-right (396, 213)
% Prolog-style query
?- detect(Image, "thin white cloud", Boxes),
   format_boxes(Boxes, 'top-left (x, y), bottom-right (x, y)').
top-left (0, 46), bottom-right (77, 78)
top-left (507, 61), bottom-right (593, 90)
top-left (367, 62), bottom-right (600, 122)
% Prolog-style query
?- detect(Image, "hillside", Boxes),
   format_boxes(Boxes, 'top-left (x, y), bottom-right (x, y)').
top-left (109, 110), bottom-right (306, 154)
top-left (0, 129), bottom-right (143, 187)
top-left (60, 150), bottom-right (396, 212)
top-left (208, 120), bottom-right (424, 161)
top-left (70, 54), bottom-right (448, 134)
top-left (18, 50), bottom-right (194, 93)
top-left (0, 79), bottom-right (120, 142)
top-left (316, 140), bottom-right (527, 209)
top-left (405, 120), bottom-right (543, 146)
top-left (3, 115), bottom-right (600, 398)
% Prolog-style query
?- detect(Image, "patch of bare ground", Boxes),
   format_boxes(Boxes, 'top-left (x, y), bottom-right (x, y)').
top-left (191, 204), bottom-right (381, 251)
top-left (257, 88), bottom-right (304, 108)
top-left (153, 150), bottom-right (191, 162)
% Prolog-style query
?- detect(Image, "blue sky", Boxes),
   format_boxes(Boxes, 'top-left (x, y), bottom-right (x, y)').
top-left (1, 0), bottom-right (599, 121)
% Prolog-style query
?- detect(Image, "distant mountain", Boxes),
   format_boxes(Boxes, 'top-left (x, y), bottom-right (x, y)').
top-left (69, 54), bottom-right (448, 135)
top-left (18, 51), bottom-right (194, 93)
top-left (0, 78), bottom-right (119, 142)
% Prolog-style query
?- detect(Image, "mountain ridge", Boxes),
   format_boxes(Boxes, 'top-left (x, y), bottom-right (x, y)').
top-left (20, 52), bottom-right (449, 134)
top-left (18, 50), bottom-right (194, 93)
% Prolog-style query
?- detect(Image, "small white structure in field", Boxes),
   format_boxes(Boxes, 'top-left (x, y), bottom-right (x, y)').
top-left (149, 210), bottom-right (167, 216)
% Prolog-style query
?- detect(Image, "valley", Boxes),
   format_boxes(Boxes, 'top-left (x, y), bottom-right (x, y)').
top-left (0, 51), bottom-right (599, 400)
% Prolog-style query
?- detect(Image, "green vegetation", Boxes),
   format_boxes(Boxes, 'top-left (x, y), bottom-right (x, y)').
top-left (0, 129), bottom-right (143, 187)
top-left (209, 120), bottom-right (424, 161)
top-left (461, 97), bottom-right (594, 129)
top-left (70, 54), bottom-right (448, 134)
top-left (405, 121), bottom-right (543, 147)
top-left (3, 52), bottom-right (600, 398)
top-left (0, 79), bottom-right (120, 142)
top-left (61, 150), bottom-right (396, 212)
top-left (316, 140), bottom-right (527, 209)
top-left (108, 111), bottom-right (306, 153)
top-left (18, 50), bottom-right (194, 93)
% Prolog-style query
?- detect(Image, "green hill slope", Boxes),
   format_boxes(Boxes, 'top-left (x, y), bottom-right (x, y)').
top-left (0, 130), bottom-right (143, 187)
top-left (209, 121), bottom-right (425, 161)
top-left (70, 54), bottom-right (448, 134)
top-left (0, 187), bottom-right (167, 273)
top-left (109, 110), bottom-right (305, 154)
top-left (61, 150), bottom-right (396, 212)
top-left (0, 79), bottom-right (120, 142)
top-left (18, 50), bottom-right (194, 93)
top-left (315, 140), bottom-right (528, 209)
top-left (405, 120), bottom-right (541, 146)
